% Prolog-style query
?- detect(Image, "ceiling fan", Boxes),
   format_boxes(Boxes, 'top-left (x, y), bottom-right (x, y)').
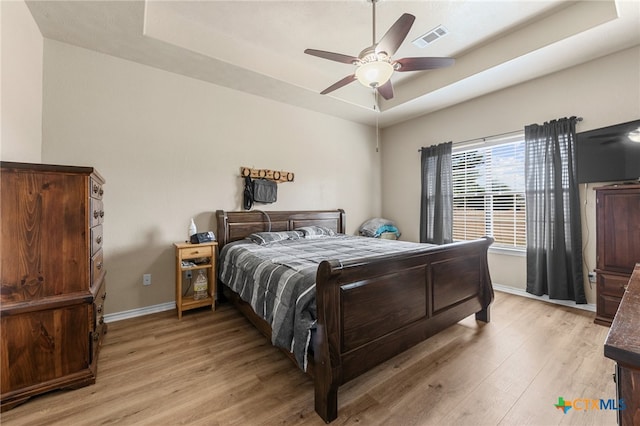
top-left (304, 0), bottom-right (455, 100)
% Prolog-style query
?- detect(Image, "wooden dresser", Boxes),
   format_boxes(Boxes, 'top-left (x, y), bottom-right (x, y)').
top-left (594, 184), bottom-right (640, 326)
top-left (605, 264), bottom-right (640, 425)
top-left (0, 162), bottom-right (107, 411)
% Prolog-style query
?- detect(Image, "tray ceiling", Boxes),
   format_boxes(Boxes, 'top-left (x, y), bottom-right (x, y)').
top-left (26, 0), bottom-right (640, 127)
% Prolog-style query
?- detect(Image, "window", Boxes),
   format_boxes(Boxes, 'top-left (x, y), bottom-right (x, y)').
top-left (452, 134), bottom-right (526, 250)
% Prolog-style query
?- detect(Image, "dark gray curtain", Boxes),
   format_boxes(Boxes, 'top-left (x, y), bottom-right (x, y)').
top-left (420, 142), bottom-right (453, 244)
top-left (524, 117), bottom-right (586, 303)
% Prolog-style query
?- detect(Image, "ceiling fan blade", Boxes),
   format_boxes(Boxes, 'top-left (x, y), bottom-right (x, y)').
top-left (304, 49), bottom-right (359, 65)
top-left (377, 80), bottom-right (394, 100)
top-left (320, 74), bottom-right (357, 95)
top-left (395, 57), bottom-right (455, 72)
top-left (375, 13), bottom-right (415, 57)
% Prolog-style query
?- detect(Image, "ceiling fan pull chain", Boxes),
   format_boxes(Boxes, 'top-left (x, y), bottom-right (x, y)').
top-left (374, 89), bottom-right (379, 153)
top-left (373, 88), bottom-right (378, 112)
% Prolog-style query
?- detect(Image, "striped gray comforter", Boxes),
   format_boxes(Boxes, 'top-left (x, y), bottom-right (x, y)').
top-left (218, 234), bottom-right (433, 370)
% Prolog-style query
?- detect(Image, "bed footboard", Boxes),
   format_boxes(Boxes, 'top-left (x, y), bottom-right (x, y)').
top-left (313, 237), bottom-right (494, 423)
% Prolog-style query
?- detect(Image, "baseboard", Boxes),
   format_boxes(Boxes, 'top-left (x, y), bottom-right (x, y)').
top-left (493, 283), bottom-right (596, 312)
top-left (104, 285), bottom-right (595, 323)
top-left (104, 301), bottom-right (175, 323)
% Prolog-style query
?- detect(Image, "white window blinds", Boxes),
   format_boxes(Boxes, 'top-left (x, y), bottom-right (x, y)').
top-left (452, 134), bottom-right (526, 249)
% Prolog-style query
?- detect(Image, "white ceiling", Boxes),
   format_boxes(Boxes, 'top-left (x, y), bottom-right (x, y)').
top-left (25, 0), bottom-right (640, 127)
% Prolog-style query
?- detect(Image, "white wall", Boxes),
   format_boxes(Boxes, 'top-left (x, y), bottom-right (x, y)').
top-left (380, 46), bottom-right (640, 304)
top-left (39, 40), bottom-right (381, 315)
top-left (1, 0), bottom-right (43, 162)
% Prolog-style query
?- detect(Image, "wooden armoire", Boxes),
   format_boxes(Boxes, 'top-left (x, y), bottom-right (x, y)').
top-left (0, 162), bottom-right (107, 411)
top-left (594, 184), bottom-right (640, 326)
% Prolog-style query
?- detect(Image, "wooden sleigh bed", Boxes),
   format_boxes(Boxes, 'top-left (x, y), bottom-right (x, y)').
top-left (215, 209), bottom-right (494, 423)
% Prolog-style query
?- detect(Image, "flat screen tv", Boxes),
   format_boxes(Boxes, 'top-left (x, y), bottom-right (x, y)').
top-left (576, 119), bottom-right (640, 184)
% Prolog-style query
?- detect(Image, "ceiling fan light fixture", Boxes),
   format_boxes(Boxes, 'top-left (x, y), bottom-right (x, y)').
top-left (304, 3), bottom-right (453, 98)
top-left (355, 60), bottom-right (394, 88)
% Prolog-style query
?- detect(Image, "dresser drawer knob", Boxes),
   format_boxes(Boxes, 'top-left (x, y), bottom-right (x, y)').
top-left (96, 236), bottom-right (102, 244)
top-left (97, 305), bottom-right (103, 314)
top-left (97, 262), bottom-right (103, 270)
top-left (99, 188), bottom-right (104, 196)
top-left (93, 332), bottom-right (100, 342)
top-left (99, 316), bottom-right (105, 325)
top-left (100, 210), bottom-right (104, 218)
top-left (94, 210), bottom-right (99, 219)
top-left (102, 292), bottom-right (107, 300)
top-left (93, 184), bottom-right (99, 194)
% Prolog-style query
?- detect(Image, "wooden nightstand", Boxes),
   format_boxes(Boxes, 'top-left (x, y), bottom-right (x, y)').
top-left (174, 241), bottom-right (217, 319)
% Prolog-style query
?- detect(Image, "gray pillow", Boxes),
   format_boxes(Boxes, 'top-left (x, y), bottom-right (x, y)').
top-left (248, 231), bottom-right (303, 245)
top-left (296, 226), bottom-right (336, 238)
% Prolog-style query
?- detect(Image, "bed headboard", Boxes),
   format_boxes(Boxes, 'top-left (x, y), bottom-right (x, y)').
top-left (215, 209), bottom-right (346, 248)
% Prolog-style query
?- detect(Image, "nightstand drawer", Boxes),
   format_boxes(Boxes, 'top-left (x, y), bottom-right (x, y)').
top-left (181, 244), bottom-right (213, 260)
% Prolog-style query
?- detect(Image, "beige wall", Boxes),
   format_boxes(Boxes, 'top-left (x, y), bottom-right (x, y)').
top-left (1, 0), bottom-right (43, 162)
top-left (380, 46), bottom-right (640, 304)
top-left (39, 40), bottom-right (381, 315)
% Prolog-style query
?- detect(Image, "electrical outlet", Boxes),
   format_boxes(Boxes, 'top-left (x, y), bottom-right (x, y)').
top-left (143, 274), bottom-right (152, 286)
top-left (588, 272), bottom-right (596, 283)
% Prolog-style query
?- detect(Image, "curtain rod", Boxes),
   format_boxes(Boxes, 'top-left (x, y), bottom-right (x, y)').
top-left (418, 116), bottom-right (583, 152)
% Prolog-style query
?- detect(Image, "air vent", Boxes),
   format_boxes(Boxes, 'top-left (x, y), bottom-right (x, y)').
top-left (412, 25), bottom-right (449, 48)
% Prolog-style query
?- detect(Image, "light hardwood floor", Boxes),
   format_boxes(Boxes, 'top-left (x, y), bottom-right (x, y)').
top-left (1, 291), bottom-right (617, 425)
